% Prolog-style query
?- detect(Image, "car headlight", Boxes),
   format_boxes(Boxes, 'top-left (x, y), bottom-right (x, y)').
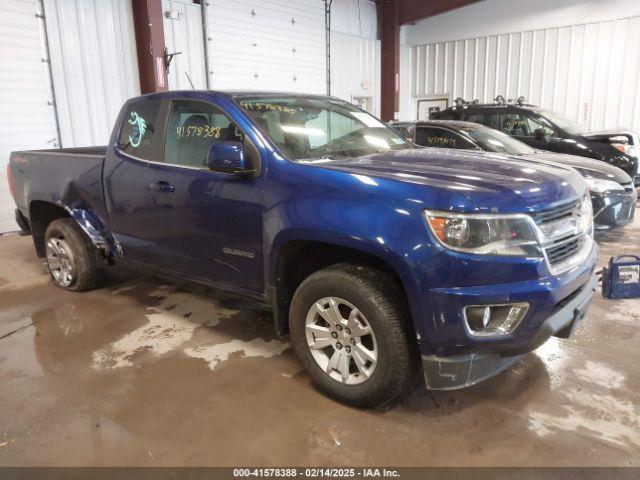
top-left (579, 193), bottom-right (593, 231)
top-left (424, 211), bottom-right (542, 256)
top-left (584, 177), bottom-right (624, 193)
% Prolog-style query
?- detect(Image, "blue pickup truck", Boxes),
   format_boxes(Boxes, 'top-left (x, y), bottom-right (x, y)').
top-left (8, 91), bottom-right (598, 407)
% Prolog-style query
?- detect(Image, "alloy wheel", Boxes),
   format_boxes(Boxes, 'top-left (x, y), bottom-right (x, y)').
top-left (46, 237), bottom-right (76, 287)
top-left (304, 296), bottom-right (378, 385)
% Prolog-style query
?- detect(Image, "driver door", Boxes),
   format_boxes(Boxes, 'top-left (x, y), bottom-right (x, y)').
top-left (149, 98), bottom-right (264, 292)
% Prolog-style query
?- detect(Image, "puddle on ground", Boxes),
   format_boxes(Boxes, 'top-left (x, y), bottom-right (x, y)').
top-left (527, 358), bottom-right (639, 449)
top-left (92, 285), bottom-right (289, 372)
top-left (92, 285), bottom-right (240, 369)
top-left (185, 338), bottom-right (290, 370)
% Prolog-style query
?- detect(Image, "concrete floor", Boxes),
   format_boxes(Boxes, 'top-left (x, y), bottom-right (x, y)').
top-left (0, 213), bottom-right (639, 467)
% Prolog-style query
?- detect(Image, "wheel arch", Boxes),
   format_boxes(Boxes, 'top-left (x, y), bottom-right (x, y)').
top-left (29, 200), bottom-right (115, 259)
top-left (269, 236), bottom-right (417, 339)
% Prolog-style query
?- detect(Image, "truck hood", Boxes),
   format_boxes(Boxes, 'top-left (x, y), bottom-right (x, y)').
top-left (525, 152), bottom-right (632, 184)
top-left (324, 148), bottom-right (586, 212)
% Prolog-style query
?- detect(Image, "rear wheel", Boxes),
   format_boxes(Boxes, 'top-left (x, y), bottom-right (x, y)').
top-left (289, 263), bottom-right (415, 408)
top-left (44, 218), bottom-right (102, 292)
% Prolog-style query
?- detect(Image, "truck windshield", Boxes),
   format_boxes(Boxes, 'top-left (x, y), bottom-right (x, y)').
top-left (237, 96), bottom-right (412, 161)
top-left (461, 125), bottom-right (536, 155)
top-left (536, 109), bottom-right (587, 135)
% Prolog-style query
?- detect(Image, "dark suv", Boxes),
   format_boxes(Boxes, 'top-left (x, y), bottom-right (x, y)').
top-left (431, 98), bottom-right (639, 186)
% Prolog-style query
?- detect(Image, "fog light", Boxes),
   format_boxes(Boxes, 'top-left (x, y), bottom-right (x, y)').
top-left (463, 303), bottom-right (529, 337)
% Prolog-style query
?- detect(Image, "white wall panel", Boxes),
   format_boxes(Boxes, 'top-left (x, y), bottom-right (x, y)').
top-left (44, 0), bottom-right (140, 147)
top-left (204, 0), bottom-right (326, 94)
top-left (407, 15), bottom-right (640, 132)
top-left (330, 0), bottom-right (376, 39)
top-left (330, 32), bottom-right (380, 116)
top-left (0, 0), bottom-right (58, 232)
top-left (162, 0), bottom-right (207, 90)
top-left (404, 0), bottom-right (640, 45)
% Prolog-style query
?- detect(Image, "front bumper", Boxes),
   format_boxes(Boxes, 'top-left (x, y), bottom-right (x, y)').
top-left (592, 189), bottom-right (637, 229)
top-left (422, 272), bottom-right (598, 390)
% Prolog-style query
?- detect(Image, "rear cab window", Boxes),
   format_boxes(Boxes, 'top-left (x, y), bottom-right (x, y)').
top-left (117, 100), bottom-right (164, 161)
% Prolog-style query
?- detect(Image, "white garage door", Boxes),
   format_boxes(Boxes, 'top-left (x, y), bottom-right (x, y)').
top-left (204, 0), bottom-right (326, 94)
top-left (0, 0), bottom-right (58, 233)
top-left (43, 0), bottom-right (140, 147)
top-left (162, 0), bottom-right (208, 90)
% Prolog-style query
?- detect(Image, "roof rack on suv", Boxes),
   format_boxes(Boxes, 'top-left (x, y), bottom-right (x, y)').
top-left (451, 95), bottom-right (528, 109)
top-left (453, 97), bottom-right (480, 107)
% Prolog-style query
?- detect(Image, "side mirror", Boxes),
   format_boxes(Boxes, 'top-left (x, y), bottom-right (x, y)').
top-left (207, 142), bottom-right (246, 174)
top-left (533, 128), bottom-right (548, 141)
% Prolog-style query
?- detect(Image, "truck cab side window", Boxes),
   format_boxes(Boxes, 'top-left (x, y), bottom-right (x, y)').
top-left (117, 100), bottom-right (164, 160)
top-left (164, 100), bottom-right (244, 169)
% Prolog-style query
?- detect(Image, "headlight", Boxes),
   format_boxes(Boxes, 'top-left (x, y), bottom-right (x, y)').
top-left (579, 194), bottom-right (593, 231)
top-left (424, 211), bottom-right (542, 256)
top-left (584, 177), bottom-right (624, 193)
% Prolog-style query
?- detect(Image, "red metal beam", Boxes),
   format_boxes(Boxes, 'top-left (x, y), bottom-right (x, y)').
top-left (379, 0), bottom-right (400, 121)
top-left (398, 0), bottom-right (481, 26)
top-left (132, 0), bottom-right (168, 93)
top-left (377, 0), bottom-right (481, 120)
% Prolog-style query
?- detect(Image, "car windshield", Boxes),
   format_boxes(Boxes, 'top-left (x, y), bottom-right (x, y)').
top-left (237, 96), bottom-right (412, 161)
top-left (460, 125), bottom-right (536, 155)
top-left (536, 109), bottom-right (587, 135)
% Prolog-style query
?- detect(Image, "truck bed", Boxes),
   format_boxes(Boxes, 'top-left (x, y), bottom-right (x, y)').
top-left (17, 146), bottom-right (107, 157)
top-left (9, 146), bottom-right (108, 225)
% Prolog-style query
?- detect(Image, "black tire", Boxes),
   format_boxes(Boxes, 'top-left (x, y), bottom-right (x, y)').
top-left (44, 218), bottom-right (103, 292)
top-left (289, 263), bottom-right (416, 408)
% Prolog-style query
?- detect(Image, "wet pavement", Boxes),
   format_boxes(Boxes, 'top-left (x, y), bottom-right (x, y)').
top-left (0, 212), bottom-right (639, 467)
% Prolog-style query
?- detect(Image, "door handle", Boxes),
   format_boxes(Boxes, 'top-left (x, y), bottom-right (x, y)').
top-left (147, 181), bottom-right (175, 193)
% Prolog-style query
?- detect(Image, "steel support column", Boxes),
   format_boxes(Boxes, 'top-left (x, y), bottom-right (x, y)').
top-left (379, 0), bottom-right (400, 121)
top-left (377, 0), bottom-right (481, 121)
top-left (132, 0), bottom-right (168, 93)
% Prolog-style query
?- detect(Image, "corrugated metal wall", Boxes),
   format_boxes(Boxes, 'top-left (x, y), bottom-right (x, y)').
top-left (0, 0), bottom-right (58, 232)
top-left (203, 0), bottom-right (326, 93)
top-left (330, 32), bottom-right (380, 116)
top-left (162, 0), bottom-right (207, 90)
top-left (409, 15), bottom-right (640, 131)
top-left (44, 0), bottom-right (140, 147)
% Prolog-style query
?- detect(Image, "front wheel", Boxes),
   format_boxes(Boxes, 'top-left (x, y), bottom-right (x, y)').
top-left (289, 263), bottom-right (416, 408)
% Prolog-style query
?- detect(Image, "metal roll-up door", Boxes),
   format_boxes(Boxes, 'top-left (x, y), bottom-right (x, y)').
top-left (203, 0), bottom-right (326, 94)
top-left (0, 0), bottom-right (59, 233)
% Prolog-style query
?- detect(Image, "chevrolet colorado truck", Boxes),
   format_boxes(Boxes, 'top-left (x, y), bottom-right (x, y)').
top-left (8, 91), bottom-right (598, 407)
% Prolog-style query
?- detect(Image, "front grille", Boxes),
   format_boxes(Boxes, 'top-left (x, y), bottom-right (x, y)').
top-left (530, 199), bottom-right (580, 225)
top-left (545, 235), bottom-right (585, 265)
top-left (616, 197), bottom-right (636, 223)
